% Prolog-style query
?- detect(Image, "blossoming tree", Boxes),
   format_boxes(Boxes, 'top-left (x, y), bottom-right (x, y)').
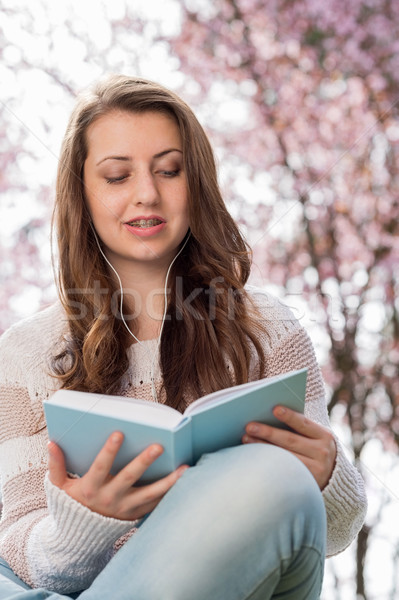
top-left (170, 1), bottom-right (399, 597)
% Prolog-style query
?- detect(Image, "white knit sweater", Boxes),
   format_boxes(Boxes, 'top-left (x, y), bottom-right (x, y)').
top-left (0, 289), bottom-right (367, 593)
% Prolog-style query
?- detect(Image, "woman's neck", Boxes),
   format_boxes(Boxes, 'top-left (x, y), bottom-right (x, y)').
top-left (110, 259), bottom-right (170, 343)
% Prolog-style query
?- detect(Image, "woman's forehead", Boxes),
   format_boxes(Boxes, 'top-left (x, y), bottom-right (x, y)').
top-left (84, 110), bottom-right (183, 162)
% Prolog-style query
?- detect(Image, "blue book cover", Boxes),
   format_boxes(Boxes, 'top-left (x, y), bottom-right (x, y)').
top-left (44, 368), bottom-right (307, 482)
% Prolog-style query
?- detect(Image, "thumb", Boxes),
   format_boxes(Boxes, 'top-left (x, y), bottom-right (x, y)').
top-left (47, 441), bottom-right (67, 488)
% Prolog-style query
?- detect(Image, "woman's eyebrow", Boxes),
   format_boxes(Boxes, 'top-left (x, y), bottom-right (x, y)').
top-left (96, 148), bottom-right (182, 167)
top-left (153, 148), bottom-right (183, 159)
top-left (96, 155), bottom-right (131, 166)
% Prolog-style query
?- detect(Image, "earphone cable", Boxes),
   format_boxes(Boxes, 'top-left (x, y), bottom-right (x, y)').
top-left (91, 225), bottom-right (191, 402)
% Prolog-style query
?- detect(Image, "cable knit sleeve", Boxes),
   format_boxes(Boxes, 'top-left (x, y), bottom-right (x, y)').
top-left (248, 288), bottom-right (367, 557)
top-left (0, 305), bottom-right (137, 593)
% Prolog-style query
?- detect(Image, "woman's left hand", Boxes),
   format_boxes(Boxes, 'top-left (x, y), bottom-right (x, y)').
top-left (243, 406), bottom-right (337, 490)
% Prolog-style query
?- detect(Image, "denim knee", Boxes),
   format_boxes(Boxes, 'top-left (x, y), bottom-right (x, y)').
top-left (78, 443), bottom-right (326, 600)
top-left (197, 443), bottom-right (326, 553)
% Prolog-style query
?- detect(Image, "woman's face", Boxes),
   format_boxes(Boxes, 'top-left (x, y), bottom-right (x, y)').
top-left (83, 110), bottom-right (189, 272)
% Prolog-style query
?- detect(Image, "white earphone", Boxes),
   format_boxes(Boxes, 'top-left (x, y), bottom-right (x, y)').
top-left (90, 223), bottom-right (191, 402)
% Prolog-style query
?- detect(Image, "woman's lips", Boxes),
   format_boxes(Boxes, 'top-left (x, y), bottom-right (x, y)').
top-left (124, 220), bottom-right (166, 237)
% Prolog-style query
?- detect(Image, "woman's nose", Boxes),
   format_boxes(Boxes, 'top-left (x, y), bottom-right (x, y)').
top-left (131, 170), bottom-right (159, 206)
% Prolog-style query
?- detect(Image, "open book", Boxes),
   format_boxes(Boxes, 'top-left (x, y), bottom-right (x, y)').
top-left (44, 368), bottom-right (307, 482)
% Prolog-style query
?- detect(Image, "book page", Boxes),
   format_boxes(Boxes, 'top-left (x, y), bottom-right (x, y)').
top-left (183, 369), bottom-right (307, 417)
top-left (49, 391), bottom-right (184, 429)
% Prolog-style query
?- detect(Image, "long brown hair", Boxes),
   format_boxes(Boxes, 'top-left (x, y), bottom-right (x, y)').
top-left (52, 74), bottom-right (266, 410)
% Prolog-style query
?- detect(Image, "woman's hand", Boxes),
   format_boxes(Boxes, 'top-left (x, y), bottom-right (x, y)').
top-left (243, 406), bottom-right (337, 490)
top-left (48, 432), bottom-right (189, 521)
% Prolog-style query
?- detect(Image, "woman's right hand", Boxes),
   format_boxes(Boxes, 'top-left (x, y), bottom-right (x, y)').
top-left (47, 432), bottom-right (189, 521)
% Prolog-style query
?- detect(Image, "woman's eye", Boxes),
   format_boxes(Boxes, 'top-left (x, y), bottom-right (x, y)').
top-left (160, 169), bottom-right (181, 177)
top-left (105, 175), bottom-right (128, 184)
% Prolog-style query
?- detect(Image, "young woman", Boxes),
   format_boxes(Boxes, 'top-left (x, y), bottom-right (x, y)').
top-left (0, 75), bottom-right (366, 600)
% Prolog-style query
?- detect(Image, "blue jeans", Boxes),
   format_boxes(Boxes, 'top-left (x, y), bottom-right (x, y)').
top-left (0, 444), bottom-right (326, 599)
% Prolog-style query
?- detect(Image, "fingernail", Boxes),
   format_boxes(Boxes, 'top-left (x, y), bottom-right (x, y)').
top-left (248, 424), bottom-right (258, 434)
top-left (276, 406), bottom-right (287, 416)
top-left (178, 466), bottom-right (189, 477)
top-left (149, 445), bottom-right (163, 458)
top-left (47, 441), bottom-right (55, 454)
top-left (112, 433), bottom-right (123, 444)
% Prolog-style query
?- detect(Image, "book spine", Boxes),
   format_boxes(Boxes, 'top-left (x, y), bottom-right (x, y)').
top-left (172, 417), bottom-right (194, 468)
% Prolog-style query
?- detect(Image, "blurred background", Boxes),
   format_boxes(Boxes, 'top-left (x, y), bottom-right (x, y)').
top-left (0, 0), bottom-right (398, 597)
